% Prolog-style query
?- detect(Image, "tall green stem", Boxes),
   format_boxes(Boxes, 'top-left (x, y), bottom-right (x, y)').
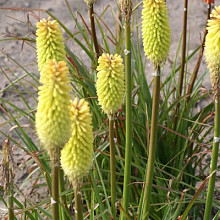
top-left (89, 4), bottom-right (100, 58)
top-left (8, 166), bottom-right (14, 220)
top-left (121, 21), bottom-right (132, 219)
top-left (142, 67), bottom-right (161, 220)
top-left (203, 99), bottom-right (220, 220)
top-left (59, 168), bottom-right (68, 219)
top-left (109, 115), bottom-right (116, 218)
top-left (75, 184), bottom-right (83, 220)
top-left (51, 150), bottom-right (60, 220)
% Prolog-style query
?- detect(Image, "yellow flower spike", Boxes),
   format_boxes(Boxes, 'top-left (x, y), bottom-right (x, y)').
top-left (36, 17), bottom-right (66, 72)
top-left (35, 60), bottom-right (71, 157)
top-left (205, 6), bottom-right (220, 98)
top-left (96, 53), bottom-right (125, 116)
top-left (60, 98), bottom-right (94, 184)
top-left (142, 0), bottom-right (171, 66)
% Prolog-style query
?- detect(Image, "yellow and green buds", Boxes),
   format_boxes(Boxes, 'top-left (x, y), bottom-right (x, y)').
top-left (204, 6), bottom-right (220, 98)
top-left (36, 17), bottom-right (66, 72)
top-left (35, 60), bottom-right (71, 156)
top-left (60, 98), bottom-right (94, 184)
top-left (142, 0), bottom-right (171, 66)
top-left (96, 53), bottom-right (125, 116)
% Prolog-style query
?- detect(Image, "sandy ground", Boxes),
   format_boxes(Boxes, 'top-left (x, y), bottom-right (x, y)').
top-left (0, 0), bottom-right (220, 219)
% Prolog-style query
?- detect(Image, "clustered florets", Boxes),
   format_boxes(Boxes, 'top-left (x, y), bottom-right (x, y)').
top-left (35, 60), bottom-right (71, 156)
top-left (36, 17), bottom-right (66, 71)
top-left (96, 53), bottom-right (125, 116)
top-left (205, 6), bottom-right (220, 98)
top-left (60, 98), bottom-right (94, 183)
top-left (142, 0), bottom-right (171, 66)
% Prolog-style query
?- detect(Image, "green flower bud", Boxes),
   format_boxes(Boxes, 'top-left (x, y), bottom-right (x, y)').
top-left (36, 17), bottom-right (66, 72)
top-left (60, 98), bottom-right (94, 184)
top-left (96, 53), bottom-right (125, 116)
top-left (205, 6), bottom-right (220, 98)
top-left (142, 0), bottom-right (171, 66)
top-left (35, 60), bottom-right (71, 156)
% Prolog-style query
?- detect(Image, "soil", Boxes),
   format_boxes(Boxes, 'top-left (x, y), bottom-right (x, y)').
top-left (0, 0), bottom-right (220, 219)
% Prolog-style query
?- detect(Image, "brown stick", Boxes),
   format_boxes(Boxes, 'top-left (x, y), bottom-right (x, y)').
top-left (89, 4), bottom-right (100, 58)
top-left (185, 3), bottom-right (211, 104)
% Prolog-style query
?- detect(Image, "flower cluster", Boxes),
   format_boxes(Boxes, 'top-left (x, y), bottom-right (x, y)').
top-left (36, 17), bottom-right (66, 71)
top-left (96, 53), bottom-right (125, 116)
top-left (35, 60), bottom-right (71, 156)
top-left (142, 0), bottom-right (171, 66)
top-left (61, 98), bottom-right (94, 184)
top-left (205, 6), bottom-right (220, 97)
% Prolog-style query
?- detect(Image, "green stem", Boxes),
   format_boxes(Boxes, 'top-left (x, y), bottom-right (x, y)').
top-left (109, 115), bottom-right (116, 218)
top-left (121, 21), bottom-right (132, 219)
top-left (75, 184), bottom-right (83, 220)
top-left (142, 67), bottom-right (161, 220)
top-left (203, 99), bottom-right (220, 220)
top-left (51, 150), bottom-right (60, 220)
top-left (89, 4), bottom-right (100, 58)
top-left (59, 168), bottom-right (68, 219)
top-left (8, 193), bottom-right (14, 220)
top-left (8, 168), bottom-right (14, 220)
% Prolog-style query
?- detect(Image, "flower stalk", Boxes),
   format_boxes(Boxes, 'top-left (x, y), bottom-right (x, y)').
top-left (75, 183), bottom-right (83, 220)
top-left (142, 67), bottom-right (161, 219)
top-left (203, 100), bottom-right (220, 220)
top-left (51, 149), bottom-right (60, 220)
top-left (109, 115), bottom-right (116, 218)
top-left (203, 4), bottom-right (220, 219)
top-left (141, 0), bottom-right (170, 218)
top-left (119, 0), bottom-right (132, 218)
top-left (60, 98), bottom-right (94, 220)
top-left (35, 60), bottom-right (71, 220)
top-left (96, 53), bottom-right (125, 217)
top-left (121, 21), bottom-right (132, 217)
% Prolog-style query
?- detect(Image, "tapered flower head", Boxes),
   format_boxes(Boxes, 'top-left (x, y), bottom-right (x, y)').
top-left (205, 6), bottom-right (220, 97)
top-left (60, 98), bottom-right (94, 184)
top-left (142, 0), bottom-right (171, 66)
top-left (35, 60), bottom-right (71, 156)
top-left (96, 53), bottom-right (125, 116)
top-left (36, 17), bottom-right (66, 72)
